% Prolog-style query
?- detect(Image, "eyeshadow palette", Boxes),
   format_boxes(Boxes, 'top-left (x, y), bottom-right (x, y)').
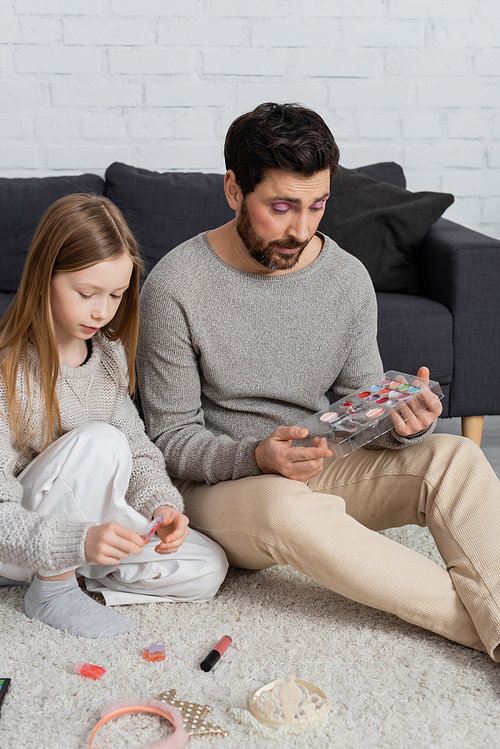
top-left (294, 370), bottom-right (444, 459)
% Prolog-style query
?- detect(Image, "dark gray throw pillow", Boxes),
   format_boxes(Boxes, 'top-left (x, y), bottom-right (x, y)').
top-left (319, 167), bottom-right (454, 294)
top-left (0, 173), bottom-right (104, 293)
top-left (104, 162), bottom-right (234, 275)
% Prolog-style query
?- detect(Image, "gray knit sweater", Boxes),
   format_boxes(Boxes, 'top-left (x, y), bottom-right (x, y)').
top-left (138, 232), bottom-right (431, 486)
top-left (0, 334), bottom-right (183, 573)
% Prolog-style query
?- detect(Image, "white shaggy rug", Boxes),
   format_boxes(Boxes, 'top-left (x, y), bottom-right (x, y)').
top-left (1, 522), bottom-right (500, 749)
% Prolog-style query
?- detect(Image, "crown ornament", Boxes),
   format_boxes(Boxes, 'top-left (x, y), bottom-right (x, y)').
top-left (248, 675), bottom-right (330, 728)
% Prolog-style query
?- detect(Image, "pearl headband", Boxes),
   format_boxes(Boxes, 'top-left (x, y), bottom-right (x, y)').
top-left (88, 698), bottom-right (188, 749)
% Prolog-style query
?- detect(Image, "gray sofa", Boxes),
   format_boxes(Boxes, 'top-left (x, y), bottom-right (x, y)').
top-left (1, 161), bottom-right (499, 445)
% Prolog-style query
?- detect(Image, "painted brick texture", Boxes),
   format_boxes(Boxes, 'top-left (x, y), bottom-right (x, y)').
top-left (0, 0), bottom-right (498, 239)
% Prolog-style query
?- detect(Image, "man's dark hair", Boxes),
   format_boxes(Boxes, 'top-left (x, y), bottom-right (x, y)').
top-left (224, 102), bottom-right (340, 195)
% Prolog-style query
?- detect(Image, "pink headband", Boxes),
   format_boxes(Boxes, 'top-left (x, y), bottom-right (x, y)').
top-left (88, 698), bottom-right (188, 749)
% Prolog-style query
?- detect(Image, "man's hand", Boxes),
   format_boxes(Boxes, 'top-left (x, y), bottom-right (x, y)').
top-left (151, 505), bottom-right (190, 555)
top-left (85, 522), bottom-right (145, 566)
top-left (391, 366), bottom-right (442, 437)
top-left (255, 425), bottom-right (333, 481)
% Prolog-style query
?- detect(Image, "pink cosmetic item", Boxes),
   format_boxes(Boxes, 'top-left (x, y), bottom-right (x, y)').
top-left (200, 636), bottom-right (232, 672)
top-left (142, 516), bottom-right (163, 541)
top-left (143, 643), bottom-right (166, 662)
top-left (74, 662), bottom-right (107, 680)
top-left (320, 411), bottom-right (339, 423)
top-left (367, 408), bottom-right (385, 419)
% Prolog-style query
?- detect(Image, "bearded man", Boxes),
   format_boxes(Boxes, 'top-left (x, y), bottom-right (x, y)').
top-left (137, 102), bottom-right (500, 661)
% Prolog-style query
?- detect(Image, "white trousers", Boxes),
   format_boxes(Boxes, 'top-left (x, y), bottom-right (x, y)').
top-left (1, 423), bottom-right (228, 605)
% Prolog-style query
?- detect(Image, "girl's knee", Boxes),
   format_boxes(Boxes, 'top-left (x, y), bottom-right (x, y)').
top-left (64, 423), bottom-right (131, 467)
top-left (199, 541), bottom-right (229, 601)
top-left (187, 534), bottom-right (229, 601)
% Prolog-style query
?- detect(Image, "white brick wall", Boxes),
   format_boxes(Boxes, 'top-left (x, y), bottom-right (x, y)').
top-left (0, 0), bottom-right (499, 239)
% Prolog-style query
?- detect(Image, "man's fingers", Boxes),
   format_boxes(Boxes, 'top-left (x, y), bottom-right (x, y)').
top-left (397, 389), bottom-right (441, 422)
top-left (415, 366), bottom-right (430, 382)
top-left (273, 425), bottom-right (309, 442)
top-left (291, 443), bottom-right (333, 462)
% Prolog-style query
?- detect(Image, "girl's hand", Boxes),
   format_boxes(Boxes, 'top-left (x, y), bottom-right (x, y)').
top-left (85, 522), bottom-right (145, 566)
top-left (152, 506), bottom-right (190, 555)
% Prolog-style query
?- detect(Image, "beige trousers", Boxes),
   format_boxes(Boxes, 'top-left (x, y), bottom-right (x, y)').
top-left (176, 433), bottom-right (500, 660)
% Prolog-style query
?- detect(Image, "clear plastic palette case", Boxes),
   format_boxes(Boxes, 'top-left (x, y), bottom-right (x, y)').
top-left (294, 370), bottom-right (444, 459)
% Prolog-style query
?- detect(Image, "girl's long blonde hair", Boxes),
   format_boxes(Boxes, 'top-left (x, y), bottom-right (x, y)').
top-left (0, 193), bottom-right (143, 451)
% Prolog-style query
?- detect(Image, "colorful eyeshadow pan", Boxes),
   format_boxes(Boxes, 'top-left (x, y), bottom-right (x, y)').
top-left (320, 412), bottom-right (339, 422)
top-left (377, 397), bottom-right (388, 404)
top-left (408, 386), bottom-right (420, 393)
top-left (358, 391), bottom-right (370, 398)
top-left (367, 407), bottom-right (385, 418)
top-left (399, 384), bottom-right (409, 391)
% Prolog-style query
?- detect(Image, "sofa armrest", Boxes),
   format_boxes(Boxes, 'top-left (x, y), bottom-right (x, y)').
top-left (421, 217), bottom-right (500, 416)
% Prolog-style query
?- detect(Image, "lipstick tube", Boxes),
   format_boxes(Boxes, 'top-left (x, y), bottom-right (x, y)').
top-left (200, 636), bottom-right (232, 672)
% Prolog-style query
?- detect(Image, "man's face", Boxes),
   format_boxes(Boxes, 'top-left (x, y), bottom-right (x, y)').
top-left (235, 169), bottom-right (330, 271)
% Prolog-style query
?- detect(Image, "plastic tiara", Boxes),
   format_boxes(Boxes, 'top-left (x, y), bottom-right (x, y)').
top-left (248, 675), bottom-right (330, 728)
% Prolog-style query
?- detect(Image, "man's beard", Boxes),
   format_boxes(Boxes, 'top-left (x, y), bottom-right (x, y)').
top-left (236, 198), bottom-right (311, 271)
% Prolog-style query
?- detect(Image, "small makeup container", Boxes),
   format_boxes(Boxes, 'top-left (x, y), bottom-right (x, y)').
top-left (73, 663), bottom-right (107, 680)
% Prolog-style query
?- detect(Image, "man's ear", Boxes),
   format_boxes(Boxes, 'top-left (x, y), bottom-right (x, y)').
top-left (224, 170), bottom-right (242, 211)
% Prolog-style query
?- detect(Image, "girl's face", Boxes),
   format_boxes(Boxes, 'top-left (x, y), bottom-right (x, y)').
top-left (50, 253), bottom-right (133, 352)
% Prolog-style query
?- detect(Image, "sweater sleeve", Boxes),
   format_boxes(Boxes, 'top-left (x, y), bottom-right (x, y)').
top-left (137, 272), bottom-right (261, 486)
top-left (103, 341), bottom-right (185, 517)
top-left (0, 393), bottom-right (90, 572)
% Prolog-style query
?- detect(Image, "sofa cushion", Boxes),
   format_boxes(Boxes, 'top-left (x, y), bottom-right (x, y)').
top-left (0, 173), bottom-right (104, 293)
top-left (355, 161), bottom-right (407, 189)
top-left (376, 292), bottom-right (453, 417)
top-left (319, 165), bottom-right (454, 295)
top-left (0, 293), bottom-right (15, 319)
top-left (104, 163), bottom-right (234, 275)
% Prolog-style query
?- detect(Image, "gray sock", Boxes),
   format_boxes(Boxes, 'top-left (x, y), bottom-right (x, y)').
top-left (24, 575), bottom-right (135, 638)
top-left (0, 575), bottom-right (28, 586)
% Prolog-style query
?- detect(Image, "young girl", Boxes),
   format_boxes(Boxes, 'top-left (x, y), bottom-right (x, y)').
top-left (0, 193), bottom-right (228, 638)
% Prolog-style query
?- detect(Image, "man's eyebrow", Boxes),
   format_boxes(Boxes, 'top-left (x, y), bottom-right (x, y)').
top-left (270, 192), bottom-right (330, 205)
